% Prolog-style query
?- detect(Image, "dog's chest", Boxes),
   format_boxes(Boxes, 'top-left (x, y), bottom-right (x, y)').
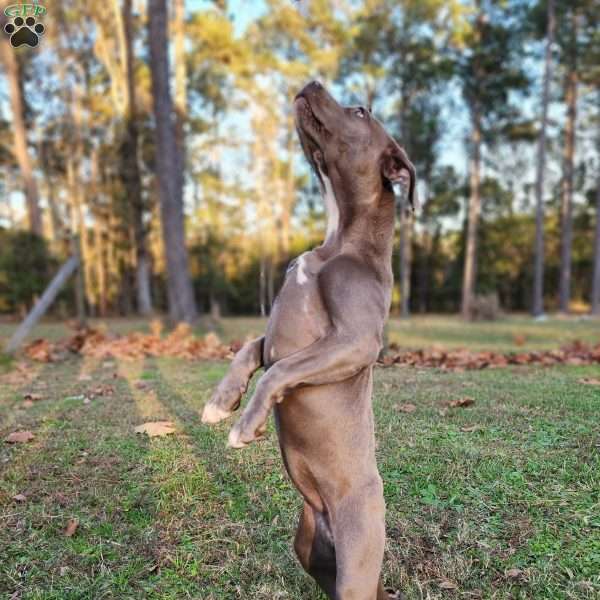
top-left (263, 251), bottom-right (329, 365)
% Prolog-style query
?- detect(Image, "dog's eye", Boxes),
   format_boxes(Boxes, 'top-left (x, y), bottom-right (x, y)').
top-left (354, 108), bottom-right (366, 119)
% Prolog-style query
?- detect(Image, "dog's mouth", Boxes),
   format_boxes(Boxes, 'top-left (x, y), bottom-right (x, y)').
top-left (294, 96), bottom-right (328, 175)
top-left (294, 95), bottom-right (324, 132)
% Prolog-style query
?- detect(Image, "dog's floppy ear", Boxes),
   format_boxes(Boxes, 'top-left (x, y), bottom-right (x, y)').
top-left (381, 141), bottom-right (417, 211)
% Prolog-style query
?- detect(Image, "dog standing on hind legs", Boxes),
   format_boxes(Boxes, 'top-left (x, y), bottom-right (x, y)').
top-left (202, 81), bottom-right (416, 600)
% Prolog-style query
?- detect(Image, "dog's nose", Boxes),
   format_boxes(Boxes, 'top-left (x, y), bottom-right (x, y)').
top-left (297, 80), bottom-right (323, 100)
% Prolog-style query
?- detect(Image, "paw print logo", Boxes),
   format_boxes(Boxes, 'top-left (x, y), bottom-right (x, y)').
top-left (4, 16), bottom-right (45, 48)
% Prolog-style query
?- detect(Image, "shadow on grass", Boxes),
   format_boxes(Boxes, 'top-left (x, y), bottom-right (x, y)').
top-left (147, 356), bottom-right (322, 599)
top-left (0, 356), bottom-right (177, 599)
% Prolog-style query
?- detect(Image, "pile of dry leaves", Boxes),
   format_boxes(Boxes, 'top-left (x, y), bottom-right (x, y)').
top-left (24, 322), bottom-right (237, 362)
top-left (380, 340), bottom-right (600, 371)
top-left (20, 324), bottom-right (600, 371)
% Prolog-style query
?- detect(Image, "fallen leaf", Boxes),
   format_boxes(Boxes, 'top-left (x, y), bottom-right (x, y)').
top-left (448, 397), bottom-right (475, 408)
top-left (513, 334), bottom-right (526, 346)
top-left (13, 493), bottom-right (27, 502)
top-left (83, 398), bottom-right (91, 405)
top-left (506, 568), bottom-right (523, 579)
top-left (460, 425), bottom-right (480, 433)
top-left (150, 319), bottom-right (163, 337)
top-left (134, 421), bottom-right (176, 437)
top-left (397, 403), bottom-right (417, 413)
top-left (22, 400), bottom-right (34, 408)
top-left (135, 380), bottom-right (151, 390)
top-left (579, 378), bottom-right (600, 386)
top-left (64, 518), bottom-right (79, 537)
top-left (5, 431), bottom-right (35, 443)
top-left (59, 566), bottom-right (68, 576)
top-left (23, 392), bottom-right (43, 402)
top-left (78, 374), bottom-right (93, 382)
top-left (24, 339), bottom-right (55, 362)
top-left (90, 385), bottom-right (114, 398)
top-left (439, 579), bottom-right (458, 590)
top-left (54, 492), bottom-right (68, 506)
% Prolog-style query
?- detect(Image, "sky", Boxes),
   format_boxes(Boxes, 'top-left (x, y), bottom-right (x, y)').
top-left (188, 0), bottom-right (267, 34)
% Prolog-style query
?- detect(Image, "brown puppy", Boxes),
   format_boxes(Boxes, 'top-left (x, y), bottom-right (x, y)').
top-left (202, 81), bottom-right (416, 600)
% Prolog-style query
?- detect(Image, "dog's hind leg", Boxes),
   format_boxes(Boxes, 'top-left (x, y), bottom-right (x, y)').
top-left (201, 336), bottom-right (264, 424)
top-left (294, 503), bottom-right (337, 599)
top-left (332, 478), bottom-right (387, 600)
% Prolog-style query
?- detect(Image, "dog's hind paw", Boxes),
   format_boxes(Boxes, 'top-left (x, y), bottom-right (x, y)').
top-left (385, 590), bottom-right (404, 600)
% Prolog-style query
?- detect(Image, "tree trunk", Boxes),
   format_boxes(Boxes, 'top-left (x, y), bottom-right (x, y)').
top-left (461, 105), bottom-right (482, 319)
top-left (67, 155), bottom-right (95, 313)
top-left (259, 253), bottom-right (267, 317)
top-left (123, 0), bottom-right (153, 316)
top-left (532, 0), bottom-right (555, 317)
top-left (45, 177), bottom-right (63, 246)
top-left (72, 235), bottom-right (86, 325)
top-left (148, 0), bottom-right (198, 323)
top-left (417, 233), bottom-right (429, 313)
top-left (558, 11), bottom-right (578, 313)
top-left (279, 113), bottom-right (296, 262)
top-left (267, 254), bottom-right (275, 311)
top-left (5, 255), bottom-right (80, 354)
top-left (592, 177), bottom-right (600, 316)
top-left (592, 93), bottom-right (600, 316)
top-left (173, 0), bottom-right (187, 203)
top-left (95, 216), bottom-right (109, 317)
top-left (0, 29), bottom-right (42, 235)
top-left (210, 293), bottom-right (221, 321)
top-left (416, 177), bottom-right (433, 315)
top-left (398, 195), bottom-right (412, 318)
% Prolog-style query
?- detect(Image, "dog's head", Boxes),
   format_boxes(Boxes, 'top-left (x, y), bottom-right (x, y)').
top-left (294, 81), bottom-right (416, 209)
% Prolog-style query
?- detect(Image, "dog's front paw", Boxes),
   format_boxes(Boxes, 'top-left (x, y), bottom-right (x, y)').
top-left (201, 378), bottom-right (246, 424)
top-left (201, 401), bottom-right (233, 424)
top-left (227, 419), bottom-right (266, 449)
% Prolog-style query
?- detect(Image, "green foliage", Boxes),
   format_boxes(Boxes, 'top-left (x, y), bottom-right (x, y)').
top-left (0, 229), bottom-right (56, 313)
top-left (455, 2), bottom-right (530, 136)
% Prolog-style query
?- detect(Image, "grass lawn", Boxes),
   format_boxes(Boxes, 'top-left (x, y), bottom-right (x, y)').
top-left (1, 317), bottom-right (599, 599)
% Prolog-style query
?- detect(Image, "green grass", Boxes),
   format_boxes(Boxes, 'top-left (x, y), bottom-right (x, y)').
top-left (1, 317), bottom-right (599, 598)
top-left (386, 314), bottom-right (600, 352)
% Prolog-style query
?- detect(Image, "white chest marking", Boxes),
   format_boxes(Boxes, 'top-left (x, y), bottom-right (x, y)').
top-left (296, 254), bottom-right (309, 285)
top-left (318, 167), bottom-right (339, 241)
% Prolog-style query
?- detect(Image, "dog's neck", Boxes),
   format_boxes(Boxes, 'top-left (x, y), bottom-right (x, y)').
top-left (318, 166), bottom-right (340, 244)
top-left (316, 168), bottom-right (396, 266)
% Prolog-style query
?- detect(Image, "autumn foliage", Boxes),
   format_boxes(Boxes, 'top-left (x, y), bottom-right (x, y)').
top-left (21, 322), bottom-right (600, 371)
top-left (380, 340), bottom-right (600, 370)
top-left (24, 322), bottom-right (235, 362)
